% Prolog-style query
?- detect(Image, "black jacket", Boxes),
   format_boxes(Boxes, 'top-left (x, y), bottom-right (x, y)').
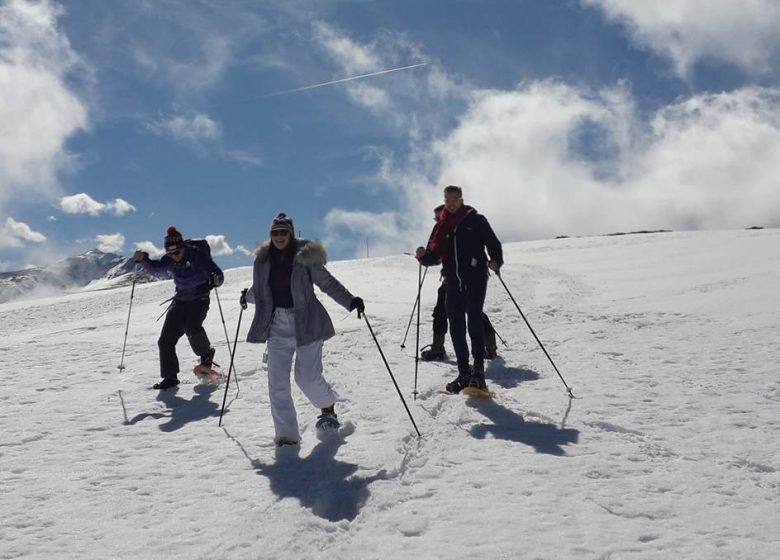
top-left (419, 208), bottom-right (503, 289)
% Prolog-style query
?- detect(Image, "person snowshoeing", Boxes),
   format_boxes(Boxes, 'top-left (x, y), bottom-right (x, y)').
top-left (416, 185), bottom-right (502, 394)
top-left (133, 226), bottom-right (224, 390)
top-left (421, 270), bottom-right (498, 362)
top-left (242, 213), bottom-right (364, 446)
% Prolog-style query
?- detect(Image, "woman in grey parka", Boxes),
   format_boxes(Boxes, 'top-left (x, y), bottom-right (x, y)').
top-left (242, 213), bottom-right (365, 446)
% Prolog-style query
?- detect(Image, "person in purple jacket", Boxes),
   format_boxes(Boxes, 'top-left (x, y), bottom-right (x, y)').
top-left (133, 226), bottom-right (224, 390)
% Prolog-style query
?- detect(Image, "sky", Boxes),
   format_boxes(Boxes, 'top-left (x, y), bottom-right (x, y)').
top-left (2, 0), bottom-right (780, 271)
top-left (1, 229), bottom-right (778, 558)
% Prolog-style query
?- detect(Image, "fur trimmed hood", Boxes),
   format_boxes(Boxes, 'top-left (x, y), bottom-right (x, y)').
top-left (254, 238), bottom-right (327, 267)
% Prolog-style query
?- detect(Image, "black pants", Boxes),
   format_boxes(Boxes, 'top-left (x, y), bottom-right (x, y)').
top-left (158, 299), bottom-right (211, 379)
top-left (445, 274), bottom-right (488, 374)
top-left (433, 280), bottom-right (494, 337)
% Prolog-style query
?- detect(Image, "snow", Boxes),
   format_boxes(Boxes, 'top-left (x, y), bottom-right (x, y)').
top-left (1, 229), bottom-right (778, 559)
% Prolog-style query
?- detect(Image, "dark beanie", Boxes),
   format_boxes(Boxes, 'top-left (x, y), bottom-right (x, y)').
top-left (269, 213), bottom-right (294, 235)
top-left (164, 226), bottom-right (184, 248)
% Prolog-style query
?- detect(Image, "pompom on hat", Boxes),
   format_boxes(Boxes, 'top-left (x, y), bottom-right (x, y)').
top-left (269, 213), bottom-right (294, 235)
top-left (164, 226), bottom-right (184, 249)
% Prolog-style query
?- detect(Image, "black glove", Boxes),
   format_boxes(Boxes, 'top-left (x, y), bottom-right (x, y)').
top-left (209, 273), bottom-right (224, 288)
top-left (240, 288), bottom-right (248, 310)
top-left (349, 297), bottom-right (365, 318)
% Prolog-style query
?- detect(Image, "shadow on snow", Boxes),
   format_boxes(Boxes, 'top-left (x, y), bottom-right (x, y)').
top-left (125, 384), bottom-right (222, 432)
top-left (226, 430), bottom-right (389, 523)
top-left (467, 397), bottom-right (580, 456)
top-left (484, 356), bottom-right (541, 389)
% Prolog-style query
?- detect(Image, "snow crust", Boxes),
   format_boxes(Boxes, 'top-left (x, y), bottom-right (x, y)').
top-left (1, 229), bottom-right (778, 559)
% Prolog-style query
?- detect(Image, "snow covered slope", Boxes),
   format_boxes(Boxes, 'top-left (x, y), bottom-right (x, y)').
top-left (1, 229), bottom-right (778, 559)
top-left (0, 250), bottom-right (169, 303)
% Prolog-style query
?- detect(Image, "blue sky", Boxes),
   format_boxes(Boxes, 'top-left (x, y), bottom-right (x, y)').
top-left (2, 0), bottom-right (780, 271)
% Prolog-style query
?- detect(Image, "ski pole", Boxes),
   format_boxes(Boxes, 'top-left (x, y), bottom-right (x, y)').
top-left (413, 262), bottom-right (422, 399)
top-left (362, 313), bottom-right (421, 437)
top-left (496, 272), bottom-right (575, 398)
top-left (214, 286), bottom-right (240, 395)
top-left (493, 327), bottom-right (507, 347)
top-left (117, 265), bottom-right (138, 371)
top-left (400, 265), bottom-right (428, 348)
top-left (218, 303), bottom-right (244, 427)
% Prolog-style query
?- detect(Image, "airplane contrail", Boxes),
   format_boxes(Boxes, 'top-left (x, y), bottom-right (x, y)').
top-left (258, 62), bottom-right (429, 98)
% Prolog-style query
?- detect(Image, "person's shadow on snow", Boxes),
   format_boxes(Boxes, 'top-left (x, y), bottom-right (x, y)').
top-left (231, 431), bottom-right (389, 522)
top-left (126, 384), bottom-right (221, 432)
top-left (484, 356), bottom-right (541, 389)
top-left (468, 398), bottom-right (580, 456)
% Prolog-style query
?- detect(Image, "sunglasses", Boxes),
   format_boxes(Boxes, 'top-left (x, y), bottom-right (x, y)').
top-left (165, 246), bottom-right (183, 255)
top-left (271, 230), bottom-right (290, 237)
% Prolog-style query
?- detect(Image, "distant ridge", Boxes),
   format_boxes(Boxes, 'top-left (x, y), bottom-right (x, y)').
top-left (0, 250), bottom-right (170, 304)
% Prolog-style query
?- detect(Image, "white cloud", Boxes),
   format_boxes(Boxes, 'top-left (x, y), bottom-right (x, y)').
top-left (313, 21), bottom-right (383, 75)
top-left (148, 112), bottom-right (222, 143)
top-left (0, 0), bottom-right (89, 218)
top-left (325, 82), bottom-right (780, 256)
top-left (583, 0), bottom-right (780, 77)
top-left (96, 233), bottom-right (124, 253)
top-left (0, 217), bottom-right (47, 248)
top-left (234, 244), bottom-right (253, 257)
top-left (110, 198), bottom-right (136, 215)
top-left (134, 241), bottom-right (163, 259)
top-left (60, 193), bottom-right (103, 215)
top-left (146, 111), bottom-right (262, 165)
top-left (205, 235), bottom-right (233, 256)
top-left (59, 193), bottom-right (136, 216)
top-left (310, 21), bottom-right (448, 122)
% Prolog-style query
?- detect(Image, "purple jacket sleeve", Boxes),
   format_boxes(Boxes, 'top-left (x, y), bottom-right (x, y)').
top-left (139, 254), bottom-right (174, 272)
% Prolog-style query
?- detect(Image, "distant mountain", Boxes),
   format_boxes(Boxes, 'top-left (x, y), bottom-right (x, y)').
top-left (0, 250), bottom-right (170, 304)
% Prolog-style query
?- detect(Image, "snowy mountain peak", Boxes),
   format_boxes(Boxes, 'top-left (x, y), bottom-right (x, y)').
top-left (0, 249), bottom-right (169, 303)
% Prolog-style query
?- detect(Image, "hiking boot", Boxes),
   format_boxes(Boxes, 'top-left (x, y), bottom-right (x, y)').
top-left (468, 371), bottom-right (487, 391)
top-left (316, 405), bottom-right (340, 429)
top-left (484, 330), bottom-right (497, 359)
top-left (421, 345), bottom-right (447, 361)
top-left (200, 347), bottom-right (216, 367)
top-left (153, 377), bottom-right (180, 390)
top-left (420, 333), bottom-right (447, 361)
top-left (445, 366), bottom-right (471, 394)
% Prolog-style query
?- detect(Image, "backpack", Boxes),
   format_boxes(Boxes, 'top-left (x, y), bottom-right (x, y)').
top-left (185, 238), bottom-right (212, 259)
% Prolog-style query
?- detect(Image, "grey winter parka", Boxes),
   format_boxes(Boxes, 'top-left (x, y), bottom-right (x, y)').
top-left (245, 239), bottom-right (355, 346)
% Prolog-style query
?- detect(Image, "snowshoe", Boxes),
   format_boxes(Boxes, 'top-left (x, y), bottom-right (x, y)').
top-left (315, 405), bottom-right (340, 430)
top-left (460, 371), bottom-right (493, 397)
top-left (193, 363), bottom-right (224, 384)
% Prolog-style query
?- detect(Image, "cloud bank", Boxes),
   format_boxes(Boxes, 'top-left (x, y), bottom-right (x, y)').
top-left (325, 82), bottom-right (780, 255)
top-left (0, 0), bottom-right (88, 217)
top-left (582, 0), bottom-right (780, 77)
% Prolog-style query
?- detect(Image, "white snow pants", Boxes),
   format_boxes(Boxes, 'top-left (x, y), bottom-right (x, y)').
top-left (266, 308), bottom-right (337, 441)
